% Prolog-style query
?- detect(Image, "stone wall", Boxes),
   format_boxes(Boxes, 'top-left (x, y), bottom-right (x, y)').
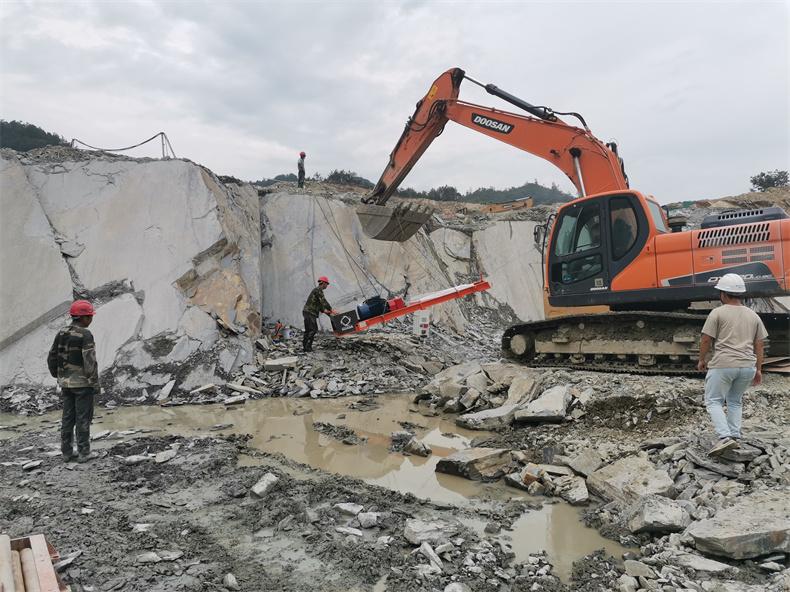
top-left (0, 149), bottom-right (261, 394)
top-left (259, 191), bottom-right (546, 333)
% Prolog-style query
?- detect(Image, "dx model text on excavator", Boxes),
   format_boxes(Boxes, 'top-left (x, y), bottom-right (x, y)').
top-left (357, 67), bottom-right (790, 374)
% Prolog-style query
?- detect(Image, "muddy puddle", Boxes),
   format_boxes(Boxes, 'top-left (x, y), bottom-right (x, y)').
top-left (0, 394), bottom-right (627, 579)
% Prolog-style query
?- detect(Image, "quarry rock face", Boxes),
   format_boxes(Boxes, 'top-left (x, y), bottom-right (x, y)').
top-left (260, 192), bottom-right (469, 333)
top-left (259, 193), bottom-right (549, 333)
top-left (472, 221), bottom-right (545, 323)
top-left (0, 149), bottom-right (260, 393)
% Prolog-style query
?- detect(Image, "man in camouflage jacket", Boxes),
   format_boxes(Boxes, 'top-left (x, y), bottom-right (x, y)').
top-left (302, 276), bottom-right (332, 352)
top-left (48, 300), bottom-right (100, 462)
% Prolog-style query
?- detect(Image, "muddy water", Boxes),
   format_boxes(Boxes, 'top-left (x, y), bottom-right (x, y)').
top-left (0, 394), bottom-right (627, 579)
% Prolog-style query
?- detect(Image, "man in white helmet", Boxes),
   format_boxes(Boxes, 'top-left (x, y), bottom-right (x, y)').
top-left (698, 273), bottom-right (768, 456)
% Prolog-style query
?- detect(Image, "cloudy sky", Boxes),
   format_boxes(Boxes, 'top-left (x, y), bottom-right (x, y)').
top-left (1, 1), bottom-right (787, 202)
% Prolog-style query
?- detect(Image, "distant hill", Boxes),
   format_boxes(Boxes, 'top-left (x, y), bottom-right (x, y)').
top-left (0, 120), bottom-right (67, 152)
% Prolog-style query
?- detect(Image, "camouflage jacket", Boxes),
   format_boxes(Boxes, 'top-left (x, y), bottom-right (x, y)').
top-left (47, 322), bottom-right (100, 389)
top-left (303, 287), bottom-right (331, 318)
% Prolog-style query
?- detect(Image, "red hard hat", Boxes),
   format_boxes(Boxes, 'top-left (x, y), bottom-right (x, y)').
top-left (300, 151), bottom-right (306, 157)
top-left (69, 300), bottom-right (95, 316)
top-left (318, 276), bottom-right (329, 285)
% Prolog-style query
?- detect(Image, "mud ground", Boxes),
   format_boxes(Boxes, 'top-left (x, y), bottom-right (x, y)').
top-left (1, 430), bottom-right (623, 592)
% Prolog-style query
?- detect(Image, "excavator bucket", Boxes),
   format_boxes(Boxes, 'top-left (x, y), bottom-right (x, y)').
top-left (357, 202), bottom-right (434, 242)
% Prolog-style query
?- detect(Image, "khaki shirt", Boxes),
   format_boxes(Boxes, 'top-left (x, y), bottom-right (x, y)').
top-left (702, 304), bottom-right (768, 369)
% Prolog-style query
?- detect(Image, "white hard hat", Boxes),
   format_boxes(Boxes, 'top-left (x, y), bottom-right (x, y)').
top-left (714, 273), bottom-right (746, 294)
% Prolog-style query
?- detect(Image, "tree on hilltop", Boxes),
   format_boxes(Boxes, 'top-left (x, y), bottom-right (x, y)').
top-left (0, 120), bottom-right (67, 151)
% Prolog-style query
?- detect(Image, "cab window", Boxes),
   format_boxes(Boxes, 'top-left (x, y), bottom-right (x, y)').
top-left (554, 204), bottom-right (601, 256)
top-left (610, 197), bottom-right (638, 259)
top-left (647, 200), bottom-right (669, 233)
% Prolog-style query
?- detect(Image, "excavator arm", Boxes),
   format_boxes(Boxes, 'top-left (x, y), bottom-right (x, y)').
top-left (358, 67), bottom-right (629, 241)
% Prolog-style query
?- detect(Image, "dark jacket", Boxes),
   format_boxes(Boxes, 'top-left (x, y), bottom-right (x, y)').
top-left (303, 287), bottom-right (331, 318)
top-left (47, 322), bottom-right (100, 389)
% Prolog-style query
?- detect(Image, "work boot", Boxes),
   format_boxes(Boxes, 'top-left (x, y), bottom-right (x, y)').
top-left (77, 451), bottom-right (99, 463)
top-left (62, 452), bottom-right (77, 462)
top-left (708, 438), bottom-right (737, 457)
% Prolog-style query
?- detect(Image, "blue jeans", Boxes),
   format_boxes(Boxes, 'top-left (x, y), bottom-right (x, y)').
top-left (704, 367), bottom-right (755, 439)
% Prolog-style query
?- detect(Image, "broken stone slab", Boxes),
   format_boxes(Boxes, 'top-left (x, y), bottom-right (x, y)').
top-left (443, 583), bottom-right (472, 592)
top-left (626, 495), bottom-right (691, 534)
top-left (506, 374), bottom-right (538, 405)
top-left (538, 464), bottom-right (574, 477)
top-left (404, 519), bottom-right (456, 546)
top-left (263, 356), bottom-right (298, 371)
top-left (222, 573), bottom-right (240, 591)
top-left (403, 437), bottom-right (432, 457)
top-left (686, 448), bottom-right (744, 479)
top-left (189, 383), bottom-right (217, 395)
top-left (222, 394), bottom-right (248, 406)
top-left (250, 473), bottom-right (279, 497)
top-left (669, 552), bottom-right (738, 574)
top-left (504, 464), bottom-right (545, 491)
top-left (455, 404), bottom-right (518, 430)
top-left (357, 512), bottom-right (379, 528)
top-left (513, 385), bottom-right (570, 423)
top-left (464, 372), bottom-right (490, 392)
top-left (623, 559), bottom-right (655, 578)
top-left (136, 551), bottom-right (162, 564)
top-left (567, 448), bottom-right (604, 477)
top-left (122, 455), bottom-right (150, 466)
top-left (157, 380), bottom-right (176, 402)
top-left (686, 489), bottom-right (790, 559)
top-left (458, 388), bottom-right (480, 409)
top-left (226, 383), bottom-right (262, 395)
top-left (587, 454), bottom-right (674, 504)
top-left (435, 448), bottom-right (512, 481)
top-left (22, 460), bottom-right (42, 471)
top-left (719, 442), bottom-right (761, 463)
top-left (481, 362), bottom-right (529, 387)
top-left (154, 447), bottom-right (179, 464)
top-left (336, 526), bottom-right (363, 537)
top-left (419, 541), bottom-right (443, 570)
top-left (334, 502), bottom-right (364, 516)
top-left (553, 475), bottom-right (589, 505)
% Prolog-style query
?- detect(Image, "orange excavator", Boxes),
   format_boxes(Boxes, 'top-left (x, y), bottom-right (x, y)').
top-left (358, 67), bottom-right (790, 374)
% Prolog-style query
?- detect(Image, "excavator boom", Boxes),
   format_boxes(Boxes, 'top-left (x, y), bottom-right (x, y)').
top-left (358, 67), bottom-right (629, 241)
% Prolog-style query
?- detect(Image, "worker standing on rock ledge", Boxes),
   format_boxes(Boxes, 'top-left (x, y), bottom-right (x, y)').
top-left (697, 273), bottom-right (768, 457)
top-left (297, 151), bottom-right (306, 188)
top-left (47, 300), bottom-right (100, 463)
top-left (302, 276), bottom-right (333, 352)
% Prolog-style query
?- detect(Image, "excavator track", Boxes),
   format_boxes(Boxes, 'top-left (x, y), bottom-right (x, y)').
top-left (502, 311), bottom-right (790, 376)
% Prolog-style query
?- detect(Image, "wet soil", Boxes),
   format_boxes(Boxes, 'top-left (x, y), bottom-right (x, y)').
top-left (0, 395), bottom-right (629, 591)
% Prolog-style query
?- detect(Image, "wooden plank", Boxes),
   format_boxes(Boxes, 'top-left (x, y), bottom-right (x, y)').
top-left (20, 549), bottom-right (39, 592)
top-left (0, 534), bottom-right (16, 592)
top-left (11, 551), bottom-right (25, 592)
top-left (27, 536), bottom-right (56, 592)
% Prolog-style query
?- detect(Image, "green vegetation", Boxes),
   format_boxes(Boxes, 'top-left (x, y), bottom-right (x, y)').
top-left (400, 180), bottom-right (574, 205)
top-left (255, 168), bottom-right (573, 205)
top-left (0, 120), bottom-right (67, 152)
top-left (750, 170), bottom-right (789, 192)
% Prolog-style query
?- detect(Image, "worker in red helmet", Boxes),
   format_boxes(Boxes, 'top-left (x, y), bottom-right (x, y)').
top-left (302, 276), bottom-right (333, 352)
top-left (47, 300), bottom-right (100, 462)
top-left (297, 151), bottom-right (306, 188)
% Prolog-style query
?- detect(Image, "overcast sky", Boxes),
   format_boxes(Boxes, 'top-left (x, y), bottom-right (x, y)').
top-left (1, 1), bottom-right (787, 203)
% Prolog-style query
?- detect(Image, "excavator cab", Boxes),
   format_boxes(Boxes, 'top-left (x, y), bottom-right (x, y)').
top-left (546, 191), bottom-right (655, 308)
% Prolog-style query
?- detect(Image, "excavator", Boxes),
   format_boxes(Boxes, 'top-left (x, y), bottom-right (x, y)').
top-left (357, 67), bottom-right (790, 374)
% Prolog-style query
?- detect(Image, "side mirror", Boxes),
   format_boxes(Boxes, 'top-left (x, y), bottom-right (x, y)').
top-left (533, 224), bottom-right (546, 251)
